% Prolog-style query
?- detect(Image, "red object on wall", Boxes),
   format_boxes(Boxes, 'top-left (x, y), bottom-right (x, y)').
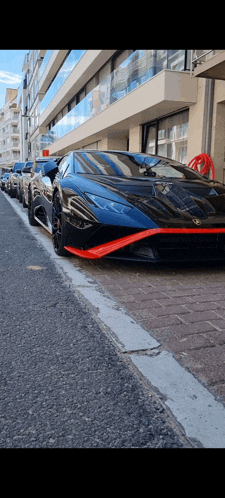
top-left (43, 150), bottom-right (49, 157)
top-left (188, 153), bottom-right (215, 179)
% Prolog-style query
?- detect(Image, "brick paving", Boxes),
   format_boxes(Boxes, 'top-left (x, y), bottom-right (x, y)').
top-left (70, 256), bottom-right (225, 405)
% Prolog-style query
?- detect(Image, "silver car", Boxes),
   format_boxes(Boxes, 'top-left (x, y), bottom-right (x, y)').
top-left (23, 157), bottom-right (61, 207)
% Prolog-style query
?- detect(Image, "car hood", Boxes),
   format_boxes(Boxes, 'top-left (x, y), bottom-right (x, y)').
top-left (87, 175), bottom-right (225, 224)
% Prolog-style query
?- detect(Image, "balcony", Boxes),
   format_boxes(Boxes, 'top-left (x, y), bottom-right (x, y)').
top-left (42, 67), bottom-right (197, 155)
top-left (11, 126), bottom-right (19, 135)
top-left (192, 50), bottom-right (225, 80)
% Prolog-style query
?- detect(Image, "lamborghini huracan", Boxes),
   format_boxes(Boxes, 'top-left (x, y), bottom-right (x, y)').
top-left (27, 150), bottom-right (225, 262)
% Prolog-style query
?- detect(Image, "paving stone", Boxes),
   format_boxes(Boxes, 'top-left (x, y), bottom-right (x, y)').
top-left (147, 305), bottom-right (191, 317)
top-left (178, 310), bottom-right (220, 323)
top-left (179, 345), bottom-right (225, 386)
top-left (206, 319), bottom-right (225, 330)
top-left (137, 314), bottom-right (183, 329)
top-left (161, 321), bottom-right (217, 337)
top-left (183, 301), bottom-right (225, 312)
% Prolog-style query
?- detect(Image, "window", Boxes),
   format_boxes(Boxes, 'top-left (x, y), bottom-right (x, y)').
top-left (77, 88), bottom-right (85, 103)
top-left (143, 110), bottom-right (189, 164)
top-left (13, 150), bottom-right (20, 159)
top-left (144, 123), bottom-right (157, 154)
top-left (86, 76), bottom-right (97, 95)
top-left (113, 50), bottom-right (134, 70)
top-left (58, 155), bottom-right (70, 176)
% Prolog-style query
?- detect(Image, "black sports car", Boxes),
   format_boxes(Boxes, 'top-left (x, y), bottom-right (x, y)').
top-left (27, 150), bottom-right (225, 262)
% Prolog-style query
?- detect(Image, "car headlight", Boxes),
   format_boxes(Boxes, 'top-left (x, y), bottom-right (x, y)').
top-left (85, 193), bottom-right (132, 214)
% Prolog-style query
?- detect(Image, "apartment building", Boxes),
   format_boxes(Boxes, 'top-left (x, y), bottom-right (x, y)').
top-left (17, 50), bottom-right (46, 162)
top-left (19, 49), bottom-right (225, 184)
top-left (0, 88), bottom-right (21, 173)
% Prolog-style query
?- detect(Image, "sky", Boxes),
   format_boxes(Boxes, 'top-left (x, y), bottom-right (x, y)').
top-left (0, 50), bottom-right (28, 109)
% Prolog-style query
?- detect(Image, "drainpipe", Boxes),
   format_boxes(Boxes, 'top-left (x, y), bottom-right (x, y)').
top-left (201, 78), bottom-right (215, 156)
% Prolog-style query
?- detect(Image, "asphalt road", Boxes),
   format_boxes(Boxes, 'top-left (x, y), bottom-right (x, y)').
top-left (0, 190), bottom-right (191, 448)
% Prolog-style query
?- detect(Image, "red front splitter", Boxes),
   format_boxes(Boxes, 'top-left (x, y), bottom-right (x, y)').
top-left (64, 227), bottom-right (225, 259)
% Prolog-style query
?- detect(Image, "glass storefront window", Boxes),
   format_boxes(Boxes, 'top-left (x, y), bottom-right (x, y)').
top-left (145, 123), bottom-right (157, 155)
top-left (144, 110), bottom-right (189, 164)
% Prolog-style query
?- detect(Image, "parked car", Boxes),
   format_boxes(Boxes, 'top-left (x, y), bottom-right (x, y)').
top-left (0, 172), bottom-right (10, 191)
top-left (23, 157), bottom-right (61, 208)
top-left (7, 162), bottom-right (25, 197)
top-left (17, 161), bottom-right (33, 206)
top-left (27, 149), bottom-right (225, 262)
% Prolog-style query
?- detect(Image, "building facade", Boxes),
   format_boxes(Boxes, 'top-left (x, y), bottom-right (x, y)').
top-left (17, 49), bottom-right (47, 162)
top-left (191, 49), bottom-right (225, 182)
top-left (18, 49), bottom-right (225, 184)
top-left (0, 88), bottom-right (21, 173)
top-left (36, 50), bottom-right (195, 163)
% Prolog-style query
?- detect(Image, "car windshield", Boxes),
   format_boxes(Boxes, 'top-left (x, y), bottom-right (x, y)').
top-left (14, 163), bottom-right (24, 171)
top-left (74, 152), bottom-right (205, 180)
top-left (31, 161), bottom-right (50, 174)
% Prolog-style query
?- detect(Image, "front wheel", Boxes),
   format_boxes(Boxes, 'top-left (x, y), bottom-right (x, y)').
top-left (52, 192), bottom-right (69, 256)
top-left (19, 188), bottom-right (22, 203)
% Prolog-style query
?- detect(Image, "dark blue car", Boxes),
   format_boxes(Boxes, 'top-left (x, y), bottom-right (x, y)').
top-left (27, 150), bottom-right (225, 262)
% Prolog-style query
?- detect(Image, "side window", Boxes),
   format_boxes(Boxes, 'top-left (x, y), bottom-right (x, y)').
top-left (58, 155), bottom-right (70, 177)
top-left (58, 155), bottom-right (71, 178)
top-left (58, 156), bottom-right (67, 174)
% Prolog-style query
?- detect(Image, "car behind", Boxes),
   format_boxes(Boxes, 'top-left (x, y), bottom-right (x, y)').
top-left (1, 172), bottom-right (10, 191)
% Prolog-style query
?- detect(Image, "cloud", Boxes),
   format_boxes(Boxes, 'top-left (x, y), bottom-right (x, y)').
top-left (0, 70), bottom-right (22, 85)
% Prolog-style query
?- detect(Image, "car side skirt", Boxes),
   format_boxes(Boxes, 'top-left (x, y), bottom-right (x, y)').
top-left (64, 227), bottom-right (225, 259)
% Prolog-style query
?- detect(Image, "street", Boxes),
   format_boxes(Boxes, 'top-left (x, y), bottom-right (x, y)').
top-left (0, 190), bottom-right (191, 448)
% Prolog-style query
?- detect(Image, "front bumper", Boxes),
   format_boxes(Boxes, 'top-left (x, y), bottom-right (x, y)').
top-left (64, 227), bottom-right (225, 262)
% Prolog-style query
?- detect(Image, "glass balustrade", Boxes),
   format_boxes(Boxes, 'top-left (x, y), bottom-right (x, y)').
top-left (40, 50), bottom-right (86, 115)
top-left (41, 50), bottom-right (187, 149)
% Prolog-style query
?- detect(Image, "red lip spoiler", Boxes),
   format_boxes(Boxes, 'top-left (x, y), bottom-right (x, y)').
top-left (64, 227), bottom-right (225, 259)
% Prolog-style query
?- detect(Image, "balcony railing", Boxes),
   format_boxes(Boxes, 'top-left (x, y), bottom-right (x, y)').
top-left (41, 49), bottom-right (190, 150)
top-left (191, 50), bottom-right (225, 74)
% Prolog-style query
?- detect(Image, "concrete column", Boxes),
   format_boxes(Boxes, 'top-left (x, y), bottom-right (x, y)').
top-left (98, 136), bottom-right (127, 151)
top-left (211, 101), bottom-right (225, 183)
top-left (187, 79), bottom-right (206, 164)
top-left (129, 125), bottom-right (142, 152)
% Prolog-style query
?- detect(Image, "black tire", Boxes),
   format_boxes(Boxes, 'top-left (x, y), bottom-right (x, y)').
top-left (22, 194), bottom-right (27, 208)
top-left (52, 191), bottom-right (68, 256)
top-left (28, 188), bottom-right (39, 226)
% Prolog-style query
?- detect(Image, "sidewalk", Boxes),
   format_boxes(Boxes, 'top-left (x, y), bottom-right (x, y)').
top-left (72, 244), bottom-right (225, 406)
